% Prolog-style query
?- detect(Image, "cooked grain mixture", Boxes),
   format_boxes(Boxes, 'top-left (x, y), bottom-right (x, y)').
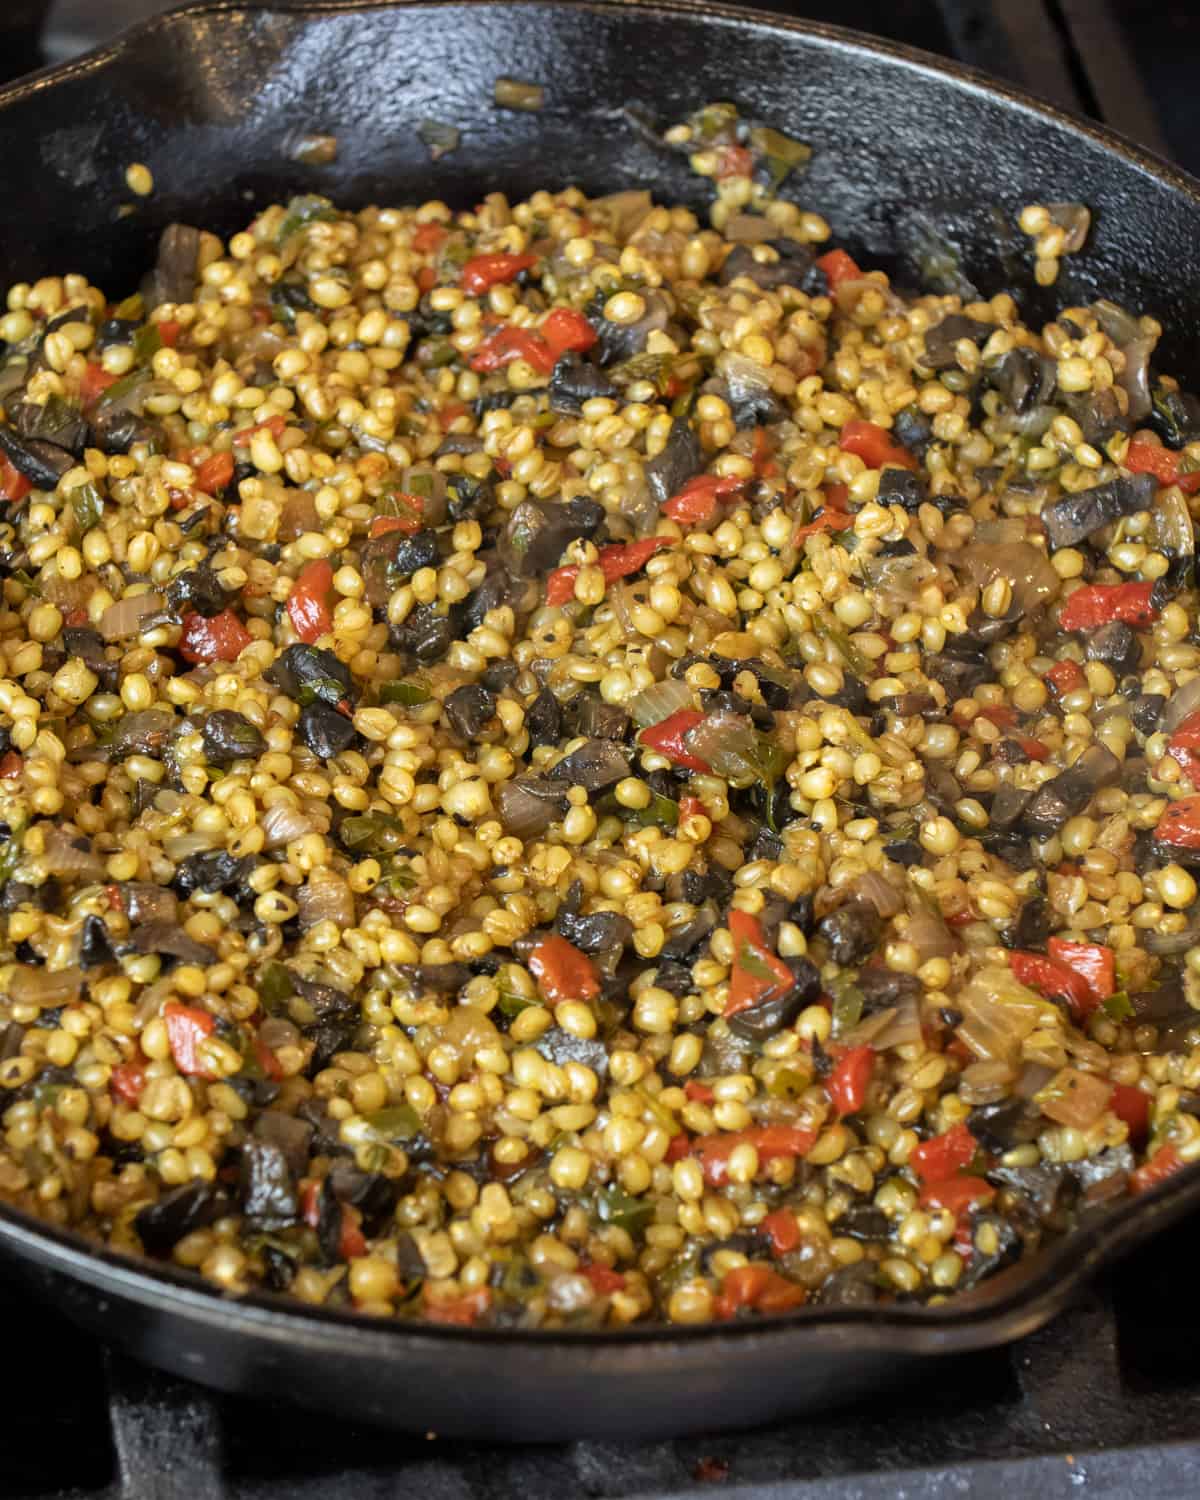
top-left (1, 102), bottom-right (1199, 1328)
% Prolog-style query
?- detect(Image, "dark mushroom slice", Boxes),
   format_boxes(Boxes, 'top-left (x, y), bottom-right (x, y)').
top-left (165, 563), bottom-right (227, 619)
top-left (983, 346), bottom-right (1055, 415)
top-left (79, 913), bottom-right (114, 968)
top-left (876, 469), bottom-right (927, 512)
top-left (546, 737), bottom-right (629, 791)
top-left (525, 687), bottom-right (562, 748)
top-left (173, 850), bottom-right (256, 897)
top-left (921, 313), bottom-right (993, 371)
top-left (856, 967), bottom-right (921, 1014)
top-left (127, 921), bottom-right (218, 967)
top-left (266, 642), bottom-right (356, 708)
top-left (135, 1182), bottom-right (231, 1255)
top-left (444, 683), bottom-right (497, 741)
top-left (719, 237), bottom-right (815, 292)
top-left (1150, 380), bottom-right (1200, 448)
top-left (728, 955), bottom-right (819, 1041)
top-left (201, 710), bottom-right (265, 764)
top-left (562, 691), bottom-right (629, 741)
top-left (497, 497), bottom-right (604, 575)
top-left (1040, 473), bottom-right (1155, 549)
top-left (389, 602), bottom-right (464, 665)
top-left (239, 1139), bottom-right (299, 1230)
top-left (816, 900), bottom-right (882, 966)
top-left (297, 701), bottom-right (357, 760)
top-left (109, 710), bottom-right (177, 761)
top-left (1021, 744), bottom-right (1121, 838)
top-left (1086, 621), bottom-right (1141, 676)
top-left (892, 404), bottom-right (934, 459)
top-left (497, 776), bottom-right (568, 839)
top-left (142, 223), bottom-right (203, 310)
top-left (86, 407), bottom-right (166, 456)
top-left (0, 423), bottom-right (74, 489)
top-left (1061, 388), bottom-right (1130, 448)
top-left (644, 418), bottom-right (703, 507)
top-left (549, 352), bottom-right (618, 413)
top-left (591, 289), bottom-right (670, 365)
top-left (10, 394), bottom-right (88, 455)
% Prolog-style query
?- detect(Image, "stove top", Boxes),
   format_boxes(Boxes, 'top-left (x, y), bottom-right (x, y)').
top-left (1, 2), bottom-right (1199, 1496)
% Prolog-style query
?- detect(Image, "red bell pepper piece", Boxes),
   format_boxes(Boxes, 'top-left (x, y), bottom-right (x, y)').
top-left (540, 306), bottom-right (597, 358)
top-left (528, 933), bottom-right (600, 1004)
top-left (1014, 736), bottom-right (1050, 761)
top-left (919, 1175), bottom-right (996, 1213)
top-left (679, 795), bottom-right (706, 820)
top-left (470, 324), bottom-right (555, 374)
top-left (461, 253), bottom-right (537, 296)
top-left (232, 412), bottom-right (287, 447)
top-left (109, 1061), bottom-right (146, 1103)
top-left (693, 1125), bottom-right (816, 1187)
top-left (369, 513), bottom-right (421, 542)
top-left (0, 751), bottom-right (20, 779)
top-left (1130, 1143), bottom-right (1186, 1195)
top-left (180, 609), bottom-right (253, 664)
top-left (1166, 708), bottom-right (1200, 785)
top-left (581, 1261), bottom-right (626, 1295)
top-left (662, 473), bottom-right (743, 527)
top-left (910, 1121), bottom-right (977, 1184)
top-left (546, 537), bottom-right (670, 606)
top-left (827, 1045), bottom-right (874, 1117)
top-left (1125, 438), bottom-right (1200, 495)
top-left (157, 319), bottom-right (181, 348)
top-left (193, 451), bottom-right (234, 496)
top-left (714, 1264), bottom-right (806, 1319)
top-left (416, 266), bottom-right (438, 293)
top-left (0, 456), bottom-right (31, 503)
top-left (301, 1182), bottom-right (367, 1259)
top-left (725, 909), bottom-right (795, 1018)
top-left (759, 1208), bottom-right (801, 1256)
top-left (684, 1080), bottom-right (715, 1104)
top-left (638, 708), bottom-right (710, 773)
top-left (286, 558), bottom-right (336, 644)
top-left (839, 418), bottom-right (917, 471)
top-left (1044, 659), bottom-right (1085, 697)
top-left (816, 248), bottom-right (863, 289)
top-left (424, 1287), bottom-right (492, 1325)
top-left (1046, 937), bottom-right (1114, 1013)
top-left (80, 361), bottom-right (118, 406)
top-left (715, 144), bottom-right (754, 180)
top-left (664, 1131), bottom-right (692, 1163)
top-left (1058, 580), bottom-right (1158, 633)
top-left (793, 509), bottom-right (856, 545)
top-left (1009, 949), bottom-right (1095, 1018)
top-left (411, 221), bottom-right (447, 254)
top-left (254, 1036), bottom-right (284, 1082)
top-left (1155, 795), bottom-right (1200, 850)
top-left (1111, 1083), bottom-right (1151, 1145)
top-left (163, 1002), bottom-right (216, 1077)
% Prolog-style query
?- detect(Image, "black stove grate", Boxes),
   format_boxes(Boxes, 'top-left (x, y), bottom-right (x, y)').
top-left (7, 1218), bottom-right (1200, 1500)
top-left (0, 3), bottom-right (1198, 1498)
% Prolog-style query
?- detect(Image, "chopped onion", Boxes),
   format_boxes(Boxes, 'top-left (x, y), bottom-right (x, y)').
top-left (1014, 1061), bottom-right (1056, 1099)
top-left (903, 906), bottom-right (958, 962)
top-left (958, 541), bottom-right (1060, 616)
top-left (162, 833), bottom-right (216, 862)
top-left (628, 677), bottom-right (693, 729)
top-left (1152, 484), bottom-right (1195, 565)
top-left (1094, 299), bottom-right (1157, 422)
top-left (99, 591), bottom-right (165, 642)
top-left (718, 351), bottom-right (773, 411)
top-left (848, 870), bottom-right (905, 919)
top-left (297, 874), bottom-right (355, 930)
top-left (723, 214), bottom-right (775, 244)
top-left (956, 965), bottom-right (1047, 1062)
top-left (260, 802), bottom-right (315, 849)
top-left (1047, 203), bottom-right (1091, 254)
top-left (1037, 1066), bottom-right (1112, 1128)
top-left (120, 883), bottom-right (178, 925)
top-left (1161, 675), bottom-right (1200, 736)
top-left (591, 190), bottom-right (653, 241)
top-left (684, 710), bottom-right (759, 782)
top-left (10, 965), bottom-right (83, 1009)
top-left (42, 827), bottom-right (105, 881)
top-left (959, 1059), bottom-right (1018, 1105)
top-left (870, 991), bottom-right (925, 1050)
top-left (290, 133), bottom-right (338, 165)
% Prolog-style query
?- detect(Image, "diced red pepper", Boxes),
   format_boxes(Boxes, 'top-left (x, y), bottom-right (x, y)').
top-left (417, 266), bottom-right (437, 293)
top-left (827, 1045), bottom-right (874, 1117)
top-left (157, 319), bottom-right (181, 348)
top-left (300, 1181), bottom-right (369, 1260)
top-left (1167, 708), bottom-right (1200, 785)
top-left (663, 473), bottom-right (743, 527)
top-left (193, 451), bottom-right (234, 496)
top-left (838, 418), bottom-right (917, 471)
top-left (528, 933), bottom-right (600, 1004)
top-left (679, 795), bottom-right (706, 820)
top-left (1009, 949), bottom-right (1095, 1018)
top-left (1125, 438), bottom-right (1200, 495)
top-left (546, 537), bottom-right (670, 606)
top-left (693, 1125), bottom-right (816, 1187)
top-left (80, 360), bottom-right (118, 406)
top-left (792, 509), bottom-right (856, 545)
top-left (440, 401), bottom-right (469, 430)
top-left (0, 456), bottom-right (31, 503)
top-left (109, 1061), bottom-right (146, 1103)
top-left (424, 1287), bottom-right (492, 1325)
top-left (1015, 736), bottom-right (1050, 761)
top-left (540, 306), bottom-right (597, 358)
top-left (714, 1263), bottom-right (806, 1319)
top-left (726, 909), bottom-right (796, 1018)
top-left (910, 1121), bottom-right (977, 1185)
top-left (973, 704), bottom-right (1018, 730)
top-left (180, 609), bottom-right (253, 664)
top-left (1046, 937), bottom-right (1114, 1014)
top-left (581, 1261), bottom-right (626, 1295)
top-left (286, 558), bottom-right (336, 644)
top-left (1111, 1083), bottom-right (1151, 1145)
top-left (1130, 1143), bottom-right (1186, 1195)
top-left (0, 751), bottom-right (21, 779)
top-left (1045, 659), bottom-right (1086, 697)
top-left (816, 248), bottom-right (863, 289)
top-left (254, 1037), bottom-right (284, 1082)
top-left (715, 144), bottom-right (754, 180)
top-left (1155, 795), bottom-right (1200, 850)
top-left (412, 221), bottom-right (447, 254)
top-left (684, 1080), bottom-right (715, 1104)
top-left (664, 1131), bottom-right (692, 1163)
top-left (369, 513), bottom-right (422, 541)
top-left (919, 1175), bottom-right (996, 1213)
top-left (639, 707), bottom-right (710, 773)
top-left (759, 1208), bottom-right (801, 1256)
top-left (1058, 580), bottom-right (1158, 633)
top-left (163, 1001), bottom-right (216, 1077)
top-left (469, 324), bottom-right (555, 374)
top-left (461, 253), bottom-right (537, 296)
top-left (232, 412), bottom-right (287, 447)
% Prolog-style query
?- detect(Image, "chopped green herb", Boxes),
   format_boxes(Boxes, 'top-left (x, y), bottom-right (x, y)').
top-left (380, 680), bottom-right (432, 706)
top-left (276, 194), bottom-right (338, 246)
top-left (596, 1183), bottom-right (654, 1236)
top-left (69, 481), bottom-right (104, 537)
top-left (1102, 991), bottom-right (1135, 1021)
top-left (365, 1104), bottom-right (422, 1142)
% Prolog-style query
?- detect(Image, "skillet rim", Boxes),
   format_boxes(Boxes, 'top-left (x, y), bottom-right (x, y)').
top-left (0, 0), bottom-right (1198, 1355)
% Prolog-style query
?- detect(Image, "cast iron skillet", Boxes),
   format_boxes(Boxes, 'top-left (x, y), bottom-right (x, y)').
top-left (1, 0), bottom-right (1200, 1442)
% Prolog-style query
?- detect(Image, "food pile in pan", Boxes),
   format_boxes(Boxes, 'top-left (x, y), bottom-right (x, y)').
top-left (0, 101), bottom-right (1198, 1327)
